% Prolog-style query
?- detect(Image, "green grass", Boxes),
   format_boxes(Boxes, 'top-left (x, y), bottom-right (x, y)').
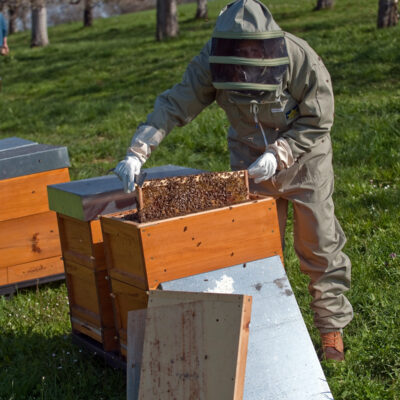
top-left (0, 0), bottom-right (399, 399)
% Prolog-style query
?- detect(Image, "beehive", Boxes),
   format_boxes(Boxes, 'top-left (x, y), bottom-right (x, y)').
top-left (0, 137), bottom-right (70, 294)
top-left (101, 171), bottom-right (282, 355)
top-left (47, 165), bottom-right (202, 353)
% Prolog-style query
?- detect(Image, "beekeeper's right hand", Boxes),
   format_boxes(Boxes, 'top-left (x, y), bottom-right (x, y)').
top-left (114, 155), bottom-right (142, 193)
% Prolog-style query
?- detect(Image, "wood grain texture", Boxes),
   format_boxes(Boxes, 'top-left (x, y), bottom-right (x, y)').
top-left (137, 290), bottom-right (252, 400)
top-left (0, 211), bottom-right (61, 268)
top-left (141, 198), bottom-right (282, 288)
top-left (7, 256), bottom-right (64, 284)
top-left (127, 309), bottom-right (147, 400)
top-left (0, 267), bottom-right (7, 285)
top-left (102, 197), bottom-right (282, 290)
top-left (0, 168), bottom-right (70, 221)
top-left (57, 214), bottom-right (106, 270)
top-left (101, 217), bottom-right (148, 289)
top-left (64, 260), bottom-right (117, 351)
top-left (109, 278), bottom-right (149, 355)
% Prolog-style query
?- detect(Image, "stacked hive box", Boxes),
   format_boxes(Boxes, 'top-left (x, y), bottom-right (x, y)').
top-left (100, 175), bottom-right (283, 357)
top-left (0, 137), bottom-right (70, 295)
top-left (47, 165), bottom-right (202, 354)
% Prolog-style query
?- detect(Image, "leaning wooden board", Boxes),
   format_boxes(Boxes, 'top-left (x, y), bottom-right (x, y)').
top-left (128, 290), bottom-right (252, 400)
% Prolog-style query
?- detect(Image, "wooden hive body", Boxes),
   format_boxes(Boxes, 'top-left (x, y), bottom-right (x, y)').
top-left (56, 214), bottom-right (118, 351)
top-left (0, 137), bottom-right (70, 294)
top-left (47, 166), bottom-right (203, 354)
top-left (101, 191), bottom-right (282, 356)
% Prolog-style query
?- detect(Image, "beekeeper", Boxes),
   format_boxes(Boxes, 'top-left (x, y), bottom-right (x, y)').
top-left (114, 0), bottom-right (353, 361)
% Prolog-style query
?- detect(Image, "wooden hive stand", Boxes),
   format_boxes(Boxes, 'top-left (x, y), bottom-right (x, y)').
top-left (0, 137), bottom-right (70, 295)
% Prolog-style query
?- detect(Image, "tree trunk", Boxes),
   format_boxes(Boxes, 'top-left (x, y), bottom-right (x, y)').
top-left (8, 5), bottom-right (18, 34)
top-left (377, 0), bottom-right (399, 28)
top-left (31, 2), bottom-right (49, 47)
top-left (195, 0), bottom-right (208, 19)
top-left (315, 0), bottom-right (335, 10)
top-left (83, 0), bottom-right (93, 27)
top-left (156, 0), bottom-right (178, 41)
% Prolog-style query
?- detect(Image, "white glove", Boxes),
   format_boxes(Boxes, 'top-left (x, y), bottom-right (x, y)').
top-left (114, 155), bottom-right (142, 193)
top-left (248, 152), bottom-right (277, 183)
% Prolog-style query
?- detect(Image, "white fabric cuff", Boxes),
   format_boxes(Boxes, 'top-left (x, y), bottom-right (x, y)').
top-left (267, 138), bottom-right (295, 170)
top-left (127, 124), bottom-right (166, 164)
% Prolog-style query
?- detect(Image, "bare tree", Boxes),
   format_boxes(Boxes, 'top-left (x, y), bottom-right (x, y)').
top-left (31, 0), bottom-right (49, 47)
top-left (195, 0), bottom-right (207, 19)
top-left (314, 0), bottom-right (335, 10)
top-left (70, 0), bottom-right (93, 27)
top-left (7, 1), bottom-right (18, 33)
top-left (377, 0), bottom-right (398, 27)
top-left (156, 0), bottom-right (178, 41)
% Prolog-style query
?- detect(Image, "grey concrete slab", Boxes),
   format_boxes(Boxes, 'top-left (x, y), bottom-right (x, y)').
top-left (161, 257), bottom-right (334, 400)
top-left (47, 165), bottom-right (203, 221)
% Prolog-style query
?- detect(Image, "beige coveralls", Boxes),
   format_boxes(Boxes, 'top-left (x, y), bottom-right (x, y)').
top-left (127, 0), bottom-right (353, 331)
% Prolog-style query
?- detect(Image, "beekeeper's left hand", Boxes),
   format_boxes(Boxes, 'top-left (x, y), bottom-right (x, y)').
top-left (248, 151), bottom-right (277, 183)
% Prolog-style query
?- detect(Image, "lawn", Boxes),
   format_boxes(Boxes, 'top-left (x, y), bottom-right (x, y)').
top-left (0, 0), bottom-right (399, 399)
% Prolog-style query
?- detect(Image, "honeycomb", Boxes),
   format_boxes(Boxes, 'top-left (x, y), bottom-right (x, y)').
top-left (123, 171), bottom-right (249, 223)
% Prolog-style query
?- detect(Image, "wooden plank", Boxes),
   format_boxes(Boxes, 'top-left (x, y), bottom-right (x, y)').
top-left (64, 260), bottom-right (117, 350)
top-left (0, 211), bottom-right (62, 268)
top-left (0, 168), bottom-right (70, 221)
top-left (136, 291), bottom-right (252, 400)
top-left (141, 198), bottom-right (282, 288)
top-left (7, 256), bottom-right (64, 284)
top-left (109, 279), bottom-right (148, 353)
top-left (127, 309), bottom-right (147, 400)
top-left (65, 261), bottom-right (101, 322)
top-left (0, 267), bottom-right (7, 285)
top-left (101, 197), bottom-right (282, 290)
top-left (101, 218), bottom-right (148, 289)
top-left (57, 214), bottom-right (106, 270)
top-left (71, 316), bottom-right (103, 344)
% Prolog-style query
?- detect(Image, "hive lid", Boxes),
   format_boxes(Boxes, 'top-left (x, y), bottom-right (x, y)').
top-left (47, 165), bottom-right (203, 221)
top-left (0, 137), bottom-right (70, 180)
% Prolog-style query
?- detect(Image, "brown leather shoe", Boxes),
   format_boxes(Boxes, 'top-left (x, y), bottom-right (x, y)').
top-left (320, 331), bottom-right (345, 361)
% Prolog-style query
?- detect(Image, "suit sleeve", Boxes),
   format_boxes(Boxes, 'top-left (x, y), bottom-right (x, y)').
top-left (128, 41), bottom-right (216, 162)
top-left (281, 37), bottom-right (334, 161)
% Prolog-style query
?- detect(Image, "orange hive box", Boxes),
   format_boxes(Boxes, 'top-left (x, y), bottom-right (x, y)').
top-left (0, 137), bottom-right (70, 295)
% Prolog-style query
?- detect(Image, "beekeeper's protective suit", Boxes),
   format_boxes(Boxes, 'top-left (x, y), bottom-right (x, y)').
top-left (115, 0), bottom-right (353, 355)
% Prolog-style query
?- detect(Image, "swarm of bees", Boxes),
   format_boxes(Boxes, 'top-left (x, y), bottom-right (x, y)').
top-left (123, 171), bottom-right (249, 223)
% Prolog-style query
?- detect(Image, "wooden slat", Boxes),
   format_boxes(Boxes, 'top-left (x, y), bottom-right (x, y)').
top-left (65, 261), bottom-right (101, 322)
top-left (64, 260), bottom-right (116, 349)
top-left (7, 256), bottom-right (64, 284)
top-left (0, 267), bottom-right (7, 285)
top-left (0, 168), bottom-right (70, 221)
top-left (101, 197), bottom-right (282, 290)
top-left (71, 317), bottom-right (102, 343)
top-left (127, 309), bottom-right (147, 400)
top-left (101, 218), bottom-right (148, 290)
top-left (136, 291), bottom-right (252, 400)
top-left (141, 198), bottom-right (282, 288)
top-left (57, 214), bottom-right (106, 270)
top-left (109, 278), bottom-right (148, 352)
top-left (0, 211), bottom-right (61, 268)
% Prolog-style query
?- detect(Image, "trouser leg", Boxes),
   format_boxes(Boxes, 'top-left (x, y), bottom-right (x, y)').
top-left (276, 197), bottom-right (289, 251)
top-left (292, 198), bottom-right (353, 331)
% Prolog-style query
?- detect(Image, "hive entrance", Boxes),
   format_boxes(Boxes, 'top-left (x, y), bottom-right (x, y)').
top-left (124, 170), bottom-right (249, 223)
